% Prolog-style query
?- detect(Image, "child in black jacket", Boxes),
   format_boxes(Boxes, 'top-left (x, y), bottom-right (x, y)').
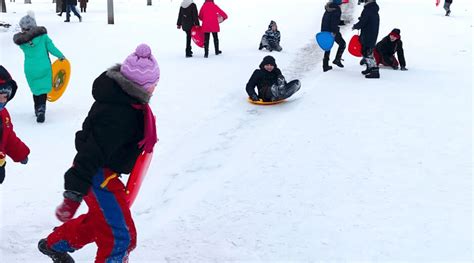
top-left (246, 56), bottom-right (300, 102)
top-left (320, 0), bottom-right (346, 72)
top-left (374, 28), bottom-right (407, 71)
top-left (177, 0), bottom-right (200, 57)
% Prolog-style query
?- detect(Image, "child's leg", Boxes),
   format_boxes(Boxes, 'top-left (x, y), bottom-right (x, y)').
top-left (92, 169), bottom-right (137, 262)
top-left (46, 214), bottom-right (95, 253)
top-left (33, 94), bottom-right (46, 117)
top-left (334, 32), bottom-right (346, 61)
top-left (204, 33), bottom-right (210, 57)
top-left (212, 32), bottom-right (220, 54)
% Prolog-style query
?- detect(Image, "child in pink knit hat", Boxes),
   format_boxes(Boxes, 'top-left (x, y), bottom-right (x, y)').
top-left (39, 44), bottom-right (158, 263)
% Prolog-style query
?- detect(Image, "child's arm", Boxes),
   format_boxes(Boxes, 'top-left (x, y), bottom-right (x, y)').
top-left (4, 120), bottom-right (30, 163)
top-left (45, 35), bottom-right (65, 59)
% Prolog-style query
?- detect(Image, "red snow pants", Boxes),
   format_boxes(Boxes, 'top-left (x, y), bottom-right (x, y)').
top-left (374, 49), bottom-right (399, 67)
top-left (46, 168), bottom-right (137, 263)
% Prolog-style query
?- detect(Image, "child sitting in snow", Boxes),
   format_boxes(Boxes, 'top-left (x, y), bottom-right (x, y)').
top-left (246, 56), bottom-right (300, 102)
top-left (0, 66), bottom-right (30, 184)
top-left (259, 21), bottom-right (282, 52)
top-left (374, 28), bottom-right (407, 71)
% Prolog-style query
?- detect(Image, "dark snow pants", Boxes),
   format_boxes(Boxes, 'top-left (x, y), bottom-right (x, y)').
top-left (324, 32), bottom-right (346, 65)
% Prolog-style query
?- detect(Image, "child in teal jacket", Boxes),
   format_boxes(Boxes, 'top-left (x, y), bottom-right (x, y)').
top-left (13, 12), bottom-right (65, 123)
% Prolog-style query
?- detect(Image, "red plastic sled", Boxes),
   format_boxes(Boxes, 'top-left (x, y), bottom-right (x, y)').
top-left (348, 35), bottom-right (362, 57)
top-left (125, 151), bottom-right (153, 207)
top-left (342, 0), bottom-right (349, 3)
top-left (191, 25), bottom-right (205, 48)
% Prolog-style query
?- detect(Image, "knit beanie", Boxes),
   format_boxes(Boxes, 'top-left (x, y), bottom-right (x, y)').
top-left (390, 28), bottom-right (401, 39)
top-left (0, 66), bottom-right (17, 100)
top-left (19, 11), bottom-right (37, 31)
top-left (120, 44), bottom-right (160, 92)
top-left (261, 55), bottom-right (277, 67)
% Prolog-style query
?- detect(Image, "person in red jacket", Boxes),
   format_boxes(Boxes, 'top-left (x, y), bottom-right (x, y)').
top-left (0, 65), bottom-right (30, 184)
top-left (199, 0), bottom-right (228, 58)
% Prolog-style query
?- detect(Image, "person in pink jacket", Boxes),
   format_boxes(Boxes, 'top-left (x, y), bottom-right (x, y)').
top-left (199, 0), bottom-right (228, 58)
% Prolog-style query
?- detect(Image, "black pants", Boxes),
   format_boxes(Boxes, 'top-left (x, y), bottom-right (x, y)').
top-left (323, 32), bottom-right (346, 66)
top-left (185, 29), bottom-right (192, 56)
top-left (33, 94), bottom-right (47, 115)
top-left (204, 32), bottom-right (219, 55)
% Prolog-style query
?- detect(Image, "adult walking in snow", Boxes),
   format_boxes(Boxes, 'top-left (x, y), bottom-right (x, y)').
top-left (64, 0), bottom-right (82, 22)
top-left (38, 44), bottom-right (159, 263)
top-left (259, 20), bottom-right (282, 52)
top-left (199, 0), bottom-right (228, 58)
top-left (177, 0), bottom-right (200, 57)
top-left (79, 0), bottom-right (87, 13)
top-left (13, 11), bottom-right (65, 123)
top-left (444, 0), bottom-right (453, 16)
top-left (352, 0), bottom-right (380, 79)
top-left (246, 56), bottom-right (301, 102)
top-left (320, 0), bottom-right (346, 72)
top-left (374, 28), bottom-right (407, 71)
top-left (0, 66), bottom-right (30, 185)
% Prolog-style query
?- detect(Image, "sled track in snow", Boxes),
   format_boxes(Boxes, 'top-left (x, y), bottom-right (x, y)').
top-left (286, 1), bottom-right (357, 80)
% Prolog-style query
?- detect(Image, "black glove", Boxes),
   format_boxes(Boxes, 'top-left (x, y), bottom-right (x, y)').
top-left (339, 20), bottom-right (346, 26)
top-left (250, 94), bottom-right (259, 101)
top-left (0, 163), bottom-right (5, 184)
top-left (20, 157), bottom-right (28, 165)
top-left (400, 66), bottom-right (408, 71)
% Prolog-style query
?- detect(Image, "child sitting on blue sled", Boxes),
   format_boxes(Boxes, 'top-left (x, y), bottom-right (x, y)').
top-left (246, 56), bottom-right (300, 102)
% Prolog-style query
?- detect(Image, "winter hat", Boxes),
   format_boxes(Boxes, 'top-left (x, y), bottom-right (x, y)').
top-left (0, 66), bottom-right (17, 101)
top-left (181, 0), bottom-right (193, 8)
top-left (260, 56), bottom-right (277, 68)
top-left (120, 44), bottom-right (160, 92)
top-left (333, 0), bottom-right (343, 5)
top-left (268, 20), bottom-right (277, 30)
top-left (390, 28), bottom-right (401, 39)
top-left (19, 11), bottom-right (37, 31)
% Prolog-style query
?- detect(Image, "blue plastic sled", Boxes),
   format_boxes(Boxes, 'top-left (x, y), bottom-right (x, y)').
top-left (316, 32), bottom-right (335, 51)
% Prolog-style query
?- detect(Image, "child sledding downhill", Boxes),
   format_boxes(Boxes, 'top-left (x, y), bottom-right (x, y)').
top-left (13, 11), bottom-right (65, 123)
top-left (320, 0), bottom-right (346, 72)
top-left (246, 56), bottom-right (300, 103)
top-left (0, 66), bottom-right (30, 185)
top-left (374, 28), bottom-right (407, 71)
top-left (38, 44), bottom-right (159, 263)
top-left (259, 21), bottom-right (282, 52)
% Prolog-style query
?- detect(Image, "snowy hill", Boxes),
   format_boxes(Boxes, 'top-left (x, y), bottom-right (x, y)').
top-left (0, 0), bottom-right (472, 262)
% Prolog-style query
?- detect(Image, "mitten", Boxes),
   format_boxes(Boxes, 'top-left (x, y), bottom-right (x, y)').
top-left (55, 190), bottom-right (83, 222)
top-left (20, 157), bottom-right (28, 165)
top-left (250, 94), bottom-right (259, 101)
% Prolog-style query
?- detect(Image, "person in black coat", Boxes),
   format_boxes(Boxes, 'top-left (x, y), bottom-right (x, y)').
top-left (177, 0), bottom-right (200, 57)
top-left (374, 28), bottom-right (407, 71)
top-left (64, 0), bottom-right (82, 22)
top-left (38, 44), bottom-right (159, 263)
top-left (321, 0), bottom-right (346, 72)
top-left (352, 0), bottom-right (380, 79)
top-left (246, 56), bottom-right (301, 102)
top-left (57, 0), bottom-right (67, 17)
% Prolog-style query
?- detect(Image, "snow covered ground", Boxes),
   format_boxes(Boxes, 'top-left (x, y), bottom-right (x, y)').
top-left (0, 0), bottom-right (472, 262)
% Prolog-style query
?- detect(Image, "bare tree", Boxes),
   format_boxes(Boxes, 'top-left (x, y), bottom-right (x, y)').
top-left (107, 0), bottom-right (114, 24)
top-left (1, 0), bottom-right (6, 13)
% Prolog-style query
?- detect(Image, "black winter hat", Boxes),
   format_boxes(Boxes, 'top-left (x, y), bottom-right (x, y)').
top-left (260, 56), bottom-right (277, 68)
top-left (391, 28), bottom-right (401, 35)
top-left (0, 66), bottom-right (18, 101)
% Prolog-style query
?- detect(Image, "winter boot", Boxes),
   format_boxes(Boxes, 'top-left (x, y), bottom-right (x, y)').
top-left (361, 66), bottom-right (371, 75)
top-left (445, 10), bottom-right (451, 16)
top-left (332, 59), bottom-right (344, 68)
top-left (64, 19), bottom-right (70, 22)
top-left (323, 57), bottom-right (332, 72)
top-left (365, 67), bottom-right (380, 79)
top-left (258, 43), bottom-right (263, 50)
top-left (38, 239), bottom-right (75, 263)
top-left (36, 104), bottom-right (46, 123)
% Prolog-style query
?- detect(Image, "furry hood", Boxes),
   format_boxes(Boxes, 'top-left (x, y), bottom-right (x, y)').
top-left (181, 0), bottom-right (193, 8)
top-left (13, 26), bottom-right (47, 45)
top-left (105, 64), bottom-right (152, 104)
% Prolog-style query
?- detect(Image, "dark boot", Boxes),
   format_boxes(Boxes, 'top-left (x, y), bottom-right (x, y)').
top-left (332, 59), bottom-right (344, 68)
top-left (323, 53), bottom-right (332, 72)
top-left (38, 239), bottom-right (75, 263)
top-left (361, 66), bottom-right (371, 75)
top-left (36, 104), bottom-right (46, 123)
top-left (365, 67), bottom-right (380, 79)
